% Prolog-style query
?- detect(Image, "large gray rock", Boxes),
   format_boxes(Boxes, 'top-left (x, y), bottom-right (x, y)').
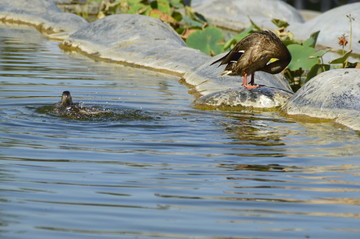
top-left (0, 0), bottom-right (88, 36)
top-left (289, 3), bottom-right (360, 54)
top-left (61, 14), bottom-right (210, 76)
top-left (184, 53), bottom-right (293, 108)
top-left (195, 86), bottom-right (293, 109)
top-left (283, 69), bottom-right (360, 131)
top-left (192, 0), bottom-right (304, 32)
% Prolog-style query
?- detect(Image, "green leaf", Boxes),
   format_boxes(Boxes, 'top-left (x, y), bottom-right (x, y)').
top-left (144, 5), bottom-right (152, 15)
top-left (271, 18), bottom-right (289, 28)
top-left (306, 64), bottom-right (330, 81)
top-left (172, 10), bottom-right (182, 22)
top-left (182, 15), bottom-right (203, 27)
top-left (128, 3), bottom-right (147, 14)
top-left (184, 6), bottom-right (207, 24)
top-left (248, 18), bottom-right (262, 31)
top-left (303, 31), bottom-right (320, 48)
top-left (156, 0), bottom-right (171, 14)
top-left (149, 9), bottom-right (162, 18)
top-left (329, 50), bottom-right (352, 64)
top-left (186, 27), bottom-right (224, 55)
top-left (287, 44), bottom-right (319, 71)
top-left (282, 38), bottom-right (298, 46)
top-left (169, 0), bottom-right (183, 8)
top-left (193, 11), bottom-right (207, 23)
top-left (128, 0), bottom-right (142, 3)
top-left (310, 49), bottom-right (330, 58)
top-left (175, 27), bottom-right (185, 35)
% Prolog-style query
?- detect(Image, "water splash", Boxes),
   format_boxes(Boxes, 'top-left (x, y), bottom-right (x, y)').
top-left (32, 104), bottom-right (155, 121)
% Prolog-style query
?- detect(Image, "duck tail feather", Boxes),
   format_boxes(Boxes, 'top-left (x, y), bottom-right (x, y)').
top-left (210, 49), bottom-right (235, 66)
top-left (221, 70), bottom-right (233, 76)
top-left (210, 55), bottom-right (226, 66)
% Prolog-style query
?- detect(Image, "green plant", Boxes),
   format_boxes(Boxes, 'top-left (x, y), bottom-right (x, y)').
top-left (186, 27), bottom-right (224, 55)
top-left (270, 18), bottom-right (357, 91)
top-left (98, 0), bottom-right (207, 38)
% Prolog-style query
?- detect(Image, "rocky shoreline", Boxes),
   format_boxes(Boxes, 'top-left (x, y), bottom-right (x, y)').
top-left (0, 0), bottom-right (359, 130)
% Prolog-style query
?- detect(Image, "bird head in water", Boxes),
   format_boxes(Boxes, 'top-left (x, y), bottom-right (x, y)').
top-left (60, 91), bottom-right (73, 107)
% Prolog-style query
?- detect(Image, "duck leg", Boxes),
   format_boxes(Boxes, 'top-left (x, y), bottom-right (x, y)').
top-left (242, 73), bottom-right (259, 89)
top-left (242, 72), bottom-right (248, 86)
top-left (250, 73), bottom-right (255, 85)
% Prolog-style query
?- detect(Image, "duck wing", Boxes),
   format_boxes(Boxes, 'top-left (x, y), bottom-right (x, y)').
top-left (210, 31), bottom-right (265, 67)
top-left (210, 50), bottom-right (244, 67)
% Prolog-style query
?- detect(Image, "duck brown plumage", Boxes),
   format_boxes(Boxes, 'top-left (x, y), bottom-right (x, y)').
top-left (55, 91), bottom-right (107, 116)
top-left (211, 30), bottom-right (291, 89)
top-left (54, 91), bottom-right (78, 113)
top-left (59, 91), bottom-right (73, 107)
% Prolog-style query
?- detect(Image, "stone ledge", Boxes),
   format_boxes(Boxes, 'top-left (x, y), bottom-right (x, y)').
top-left (283, 68), bottom-right (360, 131)
top-left (0, 0), bottom-right (88, 36)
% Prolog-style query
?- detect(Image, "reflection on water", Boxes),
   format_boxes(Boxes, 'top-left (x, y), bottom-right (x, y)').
top-left (1, 24), bottom-right (360, 239)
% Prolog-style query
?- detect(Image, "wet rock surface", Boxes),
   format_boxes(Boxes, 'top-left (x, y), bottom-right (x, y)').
top-left (61, 14), bottom-right (210, 76)
top-left (0, 0), bottom-right (88, 36)
top-left (283, 69), bottom-right (360, 130)
top-left (195, 86), bottom-right (293, 108)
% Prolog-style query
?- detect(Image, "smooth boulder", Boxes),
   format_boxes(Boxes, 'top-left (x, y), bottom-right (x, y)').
top-left (0, 0), bottom-right (88, 36)
top-left (60, 14), bottom-right (210, 76)
top-left (289, 3), bottom-right (360, 54)
top-left (192, 0), bottom-right (304, 31)
top-left (283, 69), bottom-right (360, 130)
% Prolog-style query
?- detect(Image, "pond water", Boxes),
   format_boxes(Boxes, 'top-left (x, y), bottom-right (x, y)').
top-left (1, 25), bottom-right (360, 239)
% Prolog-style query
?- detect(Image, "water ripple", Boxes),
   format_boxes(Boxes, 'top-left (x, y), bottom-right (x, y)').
top-left (1, 24), bottom-right (360, 239)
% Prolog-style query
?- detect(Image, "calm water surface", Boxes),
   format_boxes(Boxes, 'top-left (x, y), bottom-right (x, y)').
top-left (1, 25), bottom-right (360, 239)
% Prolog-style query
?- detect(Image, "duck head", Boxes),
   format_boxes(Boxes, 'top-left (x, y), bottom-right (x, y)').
top-left (60, 91), bottom-right (73, 107)
top-left (261, 49), bottom-right (292, 74)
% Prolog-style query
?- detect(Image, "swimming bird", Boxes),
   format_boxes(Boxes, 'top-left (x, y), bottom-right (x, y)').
top-left (54, 90), bottom-right (81, 114)
top-left (58, 91), bottom-right (74, 107)
top-left (54, 91), bottom-right (106, 116)
top-left (211, 30), bottom-right (291, 89)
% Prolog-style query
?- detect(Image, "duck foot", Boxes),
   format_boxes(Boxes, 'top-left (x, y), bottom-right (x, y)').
top-left (243, 84), bottom-right (261, 89)
top-left (242, 73), bottom-right (265, 89)
top-left (242, 73), bottom-right (260, 89)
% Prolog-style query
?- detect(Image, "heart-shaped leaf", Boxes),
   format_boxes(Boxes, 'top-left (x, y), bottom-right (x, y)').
top-left (186, 27), bottom-right (224, 55)
top-left (287, 44), bottom-right (319, 71)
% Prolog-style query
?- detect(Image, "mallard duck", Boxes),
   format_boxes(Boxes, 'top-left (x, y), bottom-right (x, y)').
top-left (211, 30), bottom-right (291, 89)
top-left (58, 91), bottom-right (74, 108)
top-left (54, 91), bottom-right (106, 116)
top-left (54, 91), bottom-right (82, 114)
